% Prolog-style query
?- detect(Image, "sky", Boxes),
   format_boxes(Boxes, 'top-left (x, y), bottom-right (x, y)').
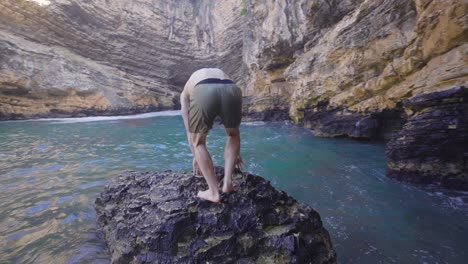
top-left (30, 0), bottom-right (51, 6)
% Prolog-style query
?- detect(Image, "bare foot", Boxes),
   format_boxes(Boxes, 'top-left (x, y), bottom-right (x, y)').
top-left (222, 184), bottom-right (235, 193)
top-left (197, 189), bottom-right (221, 203)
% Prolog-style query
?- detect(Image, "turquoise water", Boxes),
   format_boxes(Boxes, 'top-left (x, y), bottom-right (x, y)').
top-left (0, 112), bottom-right (467, 263)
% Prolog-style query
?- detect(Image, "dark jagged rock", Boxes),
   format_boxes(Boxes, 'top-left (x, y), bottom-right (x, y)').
top-left (386, 86), bottom-right (468, 190)
top-left (242, 108), bottom-right (291, 122)
top-left (95, 168), bottom-right (336, 263)
top-left (300, 103), bottom-right (405, 140)
top-left (241, 96), bottom-right (291, 122)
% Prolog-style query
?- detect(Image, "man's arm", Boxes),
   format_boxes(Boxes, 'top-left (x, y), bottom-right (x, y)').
top-left (180, 89), bottom-right (195, 155)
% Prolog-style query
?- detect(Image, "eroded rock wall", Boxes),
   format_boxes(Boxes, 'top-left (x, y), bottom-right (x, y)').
top-left (1, 0), bottom-right (466, 125)
top-left (241, 0), bottom-right (467, 188)
top-left (0, 0), bottom-right (245, 119)
top-left (386, 86), bottom-right (468, 190)
top-left (243, 0), bottom-right (468, 139)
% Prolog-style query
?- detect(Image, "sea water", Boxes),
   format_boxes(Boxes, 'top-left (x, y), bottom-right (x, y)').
top-left (0, 112), bottom-right (467, 263)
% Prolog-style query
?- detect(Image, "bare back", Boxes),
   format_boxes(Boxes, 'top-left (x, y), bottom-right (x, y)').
top-left (183, 68), bottom-right (231, 98)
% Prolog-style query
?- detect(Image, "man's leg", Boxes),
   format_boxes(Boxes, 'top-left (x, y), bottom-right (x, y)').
top-left (191, 132), bottom-right (220, 203)
top-left (222, 127), bottom-right (240, 193)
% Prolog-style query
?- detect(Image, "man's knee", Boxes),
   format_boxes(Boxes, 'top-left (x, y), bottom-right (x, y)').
top-left (191, 133), bottom-right (207, 147)
top-left (225, 128), bottom-right (240, 138)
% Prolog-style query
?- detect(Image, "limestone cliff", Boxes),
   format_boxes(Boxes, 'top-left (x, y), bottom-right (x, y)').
top-left (238, 0), bottom-right (467, 189)
top-left (242, 0), bottom-right (467, 138)
top-left (1, 0), bottom-right (466, 125)
top-left (0, 0), bottom-right (245, 119)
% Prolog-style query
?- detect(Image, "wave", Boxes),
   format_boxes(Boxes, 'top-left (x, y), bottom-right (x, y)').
top-left (5, 110), bottom-right (181, 124)
top-left (242, 121), bottom-right (266, 126)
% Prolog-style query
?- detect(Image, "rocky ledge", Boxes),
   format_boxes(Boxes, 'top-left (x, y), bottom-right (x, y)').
top-left (95, 167), bottom-right (336, 263)
top-left (386, 86), bottom-right (468, 190)
top-left (299, 103), bottom-right (405, 140)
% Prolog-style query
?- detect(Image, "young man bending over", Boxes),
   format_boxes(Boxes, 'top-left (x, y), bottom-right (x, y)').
top-left (180, 68), bottom-right (243, 203)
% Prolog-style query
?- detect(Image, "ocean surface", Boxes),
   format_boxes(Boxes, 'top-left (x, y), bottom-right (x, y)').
top-left (0, 112), bottom-right (467, 263)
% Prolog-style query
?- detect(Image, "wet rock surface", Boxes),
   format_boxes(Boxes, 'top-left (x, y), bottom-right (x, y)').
top-left (95, 167), bottom-right (336, 263)
top-left (386, 86), bottom-right (468, 190)
top-left (300, 103), bottom-right (405, 140)
top-left (242, 96), bottom-right (290, 122)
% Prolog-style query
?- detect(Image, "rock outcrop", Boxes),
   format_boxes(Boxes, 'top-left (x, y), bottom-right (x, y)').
top-left (242, 0), bottom-right (468, 139)
top-left (386, 86), bottom-right (468, 190)
top-left (95, 168), bottom-right (336, 263)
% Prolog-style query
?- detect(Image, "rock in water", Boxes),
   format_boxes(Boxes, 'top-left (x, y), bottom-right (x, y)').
top-left (386, 86), bottom-right (468, 190)
top-left (95, 168), bottom-right (336, 263)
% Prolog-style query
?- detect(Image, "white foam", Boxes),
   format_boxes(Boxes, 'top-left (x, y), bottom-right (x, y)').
top-left (4, 110), bottom-right (181, 124)
top-left (242, 121), bottom-right (266, 126)
top-left (29, 0), bottom-right (51, 6)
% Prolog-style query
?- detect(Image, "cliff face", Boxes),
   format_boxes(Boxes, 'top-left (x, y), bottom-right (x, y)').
top-left (0, 0), bottom-right (245, 119)
top-left (1, 0), bottom-right (466, 123)
top-left (242, 0), bottom-right (467, 135)
top-left (239, 0), bottom-right (467, 188)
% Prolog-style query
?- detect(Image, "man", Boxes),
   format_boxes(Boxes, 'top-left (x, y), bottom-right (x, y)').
top-left (180, 68), bottom-right (243, 203)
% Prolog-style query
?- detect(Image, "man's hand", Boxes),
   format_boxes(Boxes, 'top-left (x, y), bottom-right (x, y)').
top-left (235, 154), bottom-right (244, 171)
top-left (192, 158), bottom-right (201, 176)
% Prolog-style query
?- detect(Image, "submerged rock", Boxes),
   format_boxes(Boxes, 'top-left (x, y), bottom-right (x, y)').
top-left (386, 86), bottom-right (468, 190)
top-left (95, 167), bottom-right (336, 263)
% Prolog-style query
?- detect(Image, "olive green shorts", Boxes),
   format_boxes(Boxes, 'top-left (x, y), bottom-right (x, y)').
top-left (189, 82), bottom-right (242, 133)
